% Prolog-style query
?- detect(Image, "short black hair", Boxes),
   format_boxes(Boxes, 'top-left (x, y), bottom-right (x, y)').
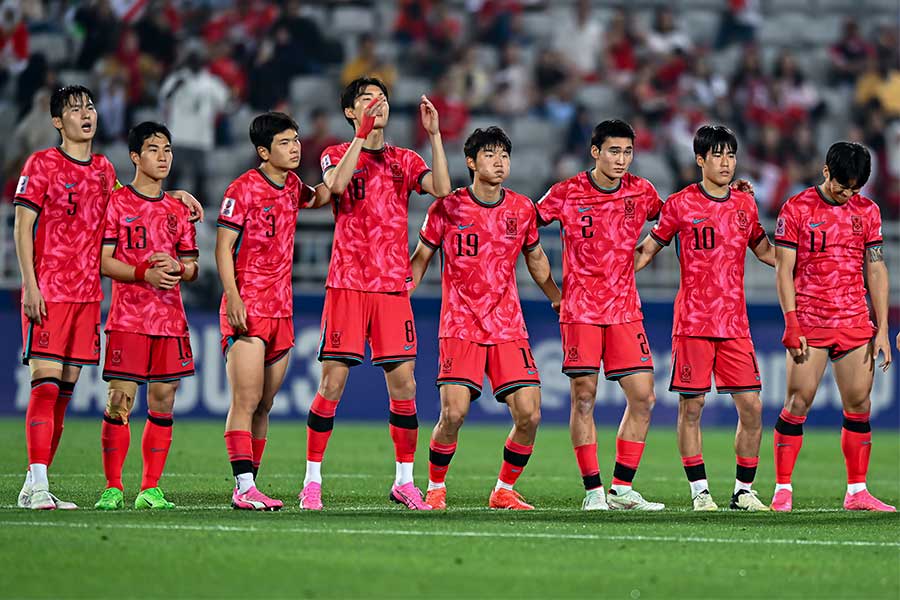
top-left (128, 121), bottom-right (172, 155)
top-left (340, 77), bottom-right (389, 128)
top-left (590, 119), bottom-right (634, 151)
top-left (693, 125), bottom-right (738, 157)
top-left (249, 111), bottom-right (299, 153)
top-left (825, 141), bottom-right (871, 188)
top-left (50, 85), bottom-right (94, 119)
top-left (463, 126), bottom-right (512, 181)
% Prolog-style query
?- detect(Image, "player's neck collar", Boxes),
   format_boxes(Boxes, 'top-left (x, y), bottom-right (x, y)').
top-left (361, 145), bottom-right (386, 154)
top-left (586, 169), bottom-right (621, 194)
top-left (466, 185), bottom-right (505, 207)
top-left (127, 184), bottom-right (163, 201)
top-left (698, 182), bottom-right (730, 202)
top-left (55, 146), bottom-right (92, 166)
top-left (255, 167), bottom-right (286, 190)
top-left (815, 185), bottom-right (842, 206)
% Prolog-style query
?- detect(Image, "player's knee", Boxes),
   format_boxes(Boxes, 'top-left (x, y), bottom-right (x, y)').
top-left (843, 397), bottom-right (870, 415)
top-left (390, 378), bottom-right (416, 401)
top-left (514, 408), bottom-right (541, 434)
top-left (630, 390), bottom-right (656, 418)
top-left (439, 407), bottom-right (467, 432)
top-left (254, 397), bottom-right (274, 418)
top-left (678, 395), bottom-right (704, 421)
top-left (318, 373), bottom-right (347, 400)
top-left (571, 387), bottom-right (596, 417)
top-left (786, 391), bottom-right (814, 415)
top-left (106, 380), bottom-right (137, 423)
top-left (738, 402), bottom-right (763, 429)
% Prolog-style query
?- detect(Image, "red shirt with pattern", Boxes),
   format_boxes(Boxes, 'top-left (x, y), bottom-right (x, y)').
top-left (536, 171), bottom-right (661, 325)
top-left (774, 185), bottom-right (882, 328)
top-left (420, 186), bottom-right (539, 344)
top-left (14, 147), bottom-right (117, 303)
top-left (321, 143), bottom-right (431, 292)
top-left (103, 186), bottom-right (198, 336)
top-left (650, 183), bottom-right (768, 338)
top-left (217, 168), bottom-right (314, 318)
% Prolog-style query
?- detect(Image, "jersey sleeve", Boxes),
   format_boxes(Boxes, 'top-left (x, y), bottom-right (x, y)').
top-left (320, 145), bottom-right (344, 176)
top-left (535, 182), bottom-right (565, 225)
top-left (13, 153), bottom-right (49, 213)
top-left (865, 202), bottom-right (883, 249)
top-left (404, 149), bottom-right (431, 195)
top-left (749, 220), bottom-right (768, 248)
top-left (102, 200), bottom-right (118, 249)
top-left (176, 209), bottom-right (199, 259)
top-left (106, 161), bottom-right (119, 194)
top-left (644, 181), bottom-right (663, 221)
top-left (523, 204), bottom-right (541, 252)
top-left (774, 200), bottom-right (799, 250)
top-left (649, 196), bottom-right (679, 246)
top-left (418, 199), bottom-right (445, 249)
top-left (217, 182), bottom-right (249, 233)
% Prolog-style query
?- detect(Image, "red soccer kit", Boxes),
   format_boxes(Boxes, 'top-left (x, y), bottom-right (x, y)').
top-left (536, 171), bottom-right (660, 379)
top-left (650, 183), bottom-right (768, 394)
top-left (317, 143), bottom-right (431, 365)
top-left (14, 147), bottom-right (117, 365)
top-left (774, 185), bottom-right (882, 359)
top-left (101, 185), bottom-right (198, 382)
top-left (217, 168), bottom-right (314, 364)
top-left (419, 186), bottom-right (541, 399)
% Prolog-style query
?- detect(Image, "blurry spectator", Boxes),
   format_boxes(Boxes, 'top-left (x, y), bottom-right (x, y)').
top-left (246, 35), bottom-right (290, 111)
top-left (159, 45), bottom-right (231, 204)
top-left (564, 104), bottom-right (593, 154)
top-left (203, 0), bottom-right (277, 48)
top-left (773, 52), bottom-right (825, 125)
top-left (416, 72), bottom-right (468, 147)
top-left (12, 88), bottom-right (56, 161)
top-left (680, 55), bottom-right (728, 110)
top-left (299, 107), bottom-right (340, 184)
top-left (96, 73), bottom-right (128, 142)
top-left (394, 0), bottom-right (429, 44)
top-left (208, 40), bottom-right (247, 101)
top-left (473, 0), bottom-right (523, 48)
top-left (534, 48), bottom-right (571, 105)
top-left (15, 52), bottom-right (49, 118)
top-left (0, 1), bottom-right (28, 88)
top-left (446, 46), bottom-right (491, 112)
top-left (829, 19), bottom-right (874, 86)
top-left (341, 33), bottom-right (397, 90)
top-left (730, 46), bottom-right (773, 131)
top-left (72, 0), bottom-right (119, 70)
top-left (552, 0), bottom-right (603, 80)
top-left (134, 5), bottom-right (177, 68)
top-left (271, 0), bottom-right (343, 75)
top-left (855, 53), bottom-right (900, 117)
top-left (603, 8), bottom-right (639, 88)
top-left (645, 7), bottom-right (691, 56)
top-left (629, 60), bottom-right (672, 125)
top-left (491, 42), bottom-right (530, 116)
top-left (394, 0), bottom-right (461, 77)
top-left (715, 0), bottom-right (761, 49)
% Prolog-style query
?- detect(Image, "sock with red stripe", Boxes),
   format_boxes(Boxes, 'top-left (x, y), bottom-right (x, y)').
top-left (389, 398), bottom-right (418, 486)
top-left (611, 437), bottom-right (646, 495)
top-left (841, 410), bottom-right (871, 494)
top-left (48, 381), bottom-right (74, 467)
top-left (774, 408), bottom-right (806, 492)
top-left (305, 393), bottom-right (338, 485)
top-left (141, 411), bottom-right (173, 491)
top-left (428, 440), bottom-right (457, 490)
top-left (101, 413), bottom-right (131, 491)
top-left (735, 455), bottom-right (759, 494)
top-left (225, 430), bottom-right (254, 493)
top-left (497, 438), bottom-right (533, 490)
top-left (252, 437), bottom-right (267, 479)
top-left (682, 454), bottom-right (708, 497)
top-left (26, 378), bottom-right (60, 486)
top-left (573, 443), bottom-right (602, 492)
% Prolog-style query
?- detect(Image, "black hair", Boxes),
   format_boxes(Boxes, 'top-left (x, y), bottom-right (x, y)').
top-left (50, 85), bottom-right (94, 119)
top-left (340, 76), bottom-right (389, 128)
top-left (590, 119), bottom-right (634, 152)
top-left (463, 126), bottom-right (512, 181)
top-left (825, 141), bottom-right (871, 188)
top-left (693, 125), bottom-right (738, 157)
top-left (127, 121), bottom-right (172, 155)
top-left (249, 111), bottom-right (299, 154)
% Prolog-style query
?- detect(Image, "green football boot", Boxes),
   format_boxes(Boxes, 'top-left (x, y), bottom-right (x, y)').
top-left (94, 487), bottom-right (124, 510)
top-left (134, 487), bottom-right (175, 510)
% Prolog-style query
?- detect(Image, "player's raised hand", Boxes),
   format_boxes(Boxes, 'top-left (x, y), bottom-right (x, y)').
top-left (169, 190), bottom-right (204, 222)
top-left (420, 95), bottom-right (441, 136)
top-left (356, 96), bottom-right (384, 140)
top-left (226, 290), bottom-right (248, 333)
top-left (144, 266), bottom-right (180, 290)
top-left (22, 283), bottom-right (46, 325)
top-left (731, 179), bottom-right (755, 196)
top-left (149, 252), bottom-right (180, 273)
top-left (873, 331), bottom-right (892, 372)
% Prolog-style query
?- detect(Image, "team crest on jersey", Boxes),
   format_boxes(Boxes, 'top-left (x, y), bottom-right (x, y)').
top-left (38, 331), bottom-right (50, 348)
top-left (775, 217), bottom-right (786, 237)
top-left (505, 216), bottom-right (518, 238)
top-left (16, 176), bottom-right (28, 194)
top-left (441, 358), bottom-right (453, 372)
top-left (111, 349), bottom-right (122, 365)
top-left (624, 198), bottom-right (635, 220)
top-left (567, 346), bottom-right (579, 361)
top-left (330, 331), bottom-right (342, 348)
top-left (736, 210), bottom-right (749, 230)
top-left (851, 215), bottom-right (862, 234)
top-left (221, 197), bottom-right (236, 218)
top-left (166, 213), bottom-right (178, 236)
top-left (390, 162), bottom-right (403, 180)
top-left (680, 363), bottom-right (692, 382)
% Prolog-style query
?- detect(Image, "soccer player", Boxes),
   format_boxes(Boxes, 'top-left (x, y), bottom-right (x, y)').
top-left (634, 125), bottom-right (774, 512)
top-left (94, 122), bottom-right (199, 510)
top-left (770, 142), bottom-right (894, 512)
top-left (536, 120), bottom-right (665, 511)
top-left (410, 127), bottom-right (561, 510)
top-left (299, 77), bottom-right (450, 510)
top-left (217, 112), bottom-right (330, 511)
top-left (13, 85), bottom-right (203, 510)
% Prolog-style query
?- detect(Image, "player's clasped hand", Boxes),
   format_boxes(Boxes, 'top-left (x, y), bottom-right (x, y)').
top-left (226, 290), bottom-right (248, 333)
top-left (149, 252), bottom-right (180, 273)
top-left (144, 266), bottom-right (181, 290)
top-left (22, 283), bottom-right (47, 325)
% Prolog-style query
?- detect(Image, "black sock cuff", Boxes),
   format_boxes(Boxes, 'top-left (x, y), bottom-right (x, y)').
top-left (59, 381), bottom-right (76, 393)
top-left (389, 411), bottom-right (418, 429)
top-left (231, 459), bottom-right (253, 477)
top-left (613, 462), bottom-right (637, 484)
top-left (775, 417), bottom-right (804, 436)
top-left (503, 447), bottom-right (531, 468)
top-left (583, 473), bottom-right (603, 490)
top-left (684, 463), bottom-right (707, 482)
top-left (103, 413), bottom-right (126, 426)
top-left (147, 414), bottom-right (173, 427)
top-left (307, 411), bottom-right (335, 432)
top-left (429, 448), bottom-right (455, 467)
top-left (736, 464), bottom-right (758, 484)
top-left (842, 418), bottom-right (871, 434)
top-left (32, 377), bottom-right (62, 388)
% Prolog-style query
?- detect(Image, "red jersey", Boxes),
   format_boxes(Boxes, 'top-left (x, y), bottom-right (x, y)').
top-left (217, 169), bottom-right (314, 318)
top-left (774, 186), bottom-right (882, 328)
top-left (102, 186), bottom-right (198, 336)
top-left (420, 187), bottom-right (540, 344)
top-left (650, 183), bottom-right (767, 338)
top-left (536, 171), bottom-right (661, 325)
top-left (13, 147), bottom-right (117, 303)
top-left (321, 143), bottom-right (431, 292)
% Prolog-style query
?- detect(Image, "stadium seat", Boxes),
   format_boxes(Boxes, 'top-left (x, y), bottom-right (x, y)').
top-left (576, 84), bottom-right (620, 114)
top-left (290, 76), bottom-right (333, 105)
top-left (758, 13), bottom-right (809, 46)
top-left (682, 11), bottom-right (722, 46)
top-left (384, 114), bottom-right (414, 148)
top-left (28, 33), bottom-right (68, 65)
top-left (632, 152), bottom-right (675, 199)
top-left (332, 5), bottom-right (376, 35)
top-left (391, 77), bottom-right (431, 108)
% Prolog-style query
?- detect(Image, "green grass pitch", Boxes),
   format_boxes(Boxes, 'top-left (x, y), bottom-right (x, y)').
top-left (0, 419), bottom-right (897, 599)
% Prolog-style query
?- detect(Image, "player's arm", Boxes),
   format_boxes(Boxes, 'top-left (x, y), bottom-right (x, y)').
top-left (865, 245), bottom-right (891, 372)
top-left (409, 239), bottom-right (437, 293)
top-left (634, 234), bottom-right (664, 272)
top-left (166, 190), bottom-right (204, 222)
top-left (775, 246), bottom-right (807, 356)
top-left (751, 236), bottom-right (775, 267)
top-left (147, 252), bottom-right (200, 283)
top-left (215, 225), bottom-right (247, 332)
top-left (307, 183), bottom-right (333, 209)
top-left (101, 246), bottom-right (180, 289)
top-left (417, 95), bottom-right (452, 198)
top-left (324, 97), bottom-right (384, 195)
top-left (525, 244), bottom-right (561, 314)
top-left (13, 206), bottom-right (45, 324)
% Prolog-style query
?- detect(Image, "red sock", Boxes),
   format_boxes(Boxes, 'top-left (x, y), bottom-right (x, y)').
top-left (251, 437), bottom-right (267, 477)
top-left (574, 443), bottom-right (602, 491)
top-left (101, 413), bottom-right (131, 490)
top-left (224, 430), bottom-right (253, 477)
top-left (612, 438), bottom-right (645, 486)
top-left (774, 408), bottom-right (806, 484)
top-left (736, 455), bottom-right (759, 484)
top-left (48, 381), bottom-right (74, 467)
top-left (25, 378), bottom-right (60, 466)
top-left (141, 411), bottom-right (173, 491)
top-left (841, 410), bottom-right (871, 485)
top-left (428, 440), bottom-right (457, 484)
top-left (306, 393), bottom-right (338, 461)
top-left (389, 398), bottom-right (418, 463)
top-left (498, 438), bottom-right (533, 487)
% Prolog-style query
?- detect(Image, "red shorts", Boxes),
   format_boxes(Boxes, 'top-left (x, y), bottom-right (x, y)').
top-left (804, 325), bottom-right (874, 361)
top-left (437, 337), bottom-right (541, 402)
top-left (561, 321), bottom-right (654, 380)
top-left (103, 331), bottom-right (194, 383)
top-left (220, 314), bottom-right (294, 366)
top-left (318, 288), bottom-right (416, 367)
top-left (21, 301), bottom-right (101, 366)
top-left (670, 336), bottom-right (761, 395)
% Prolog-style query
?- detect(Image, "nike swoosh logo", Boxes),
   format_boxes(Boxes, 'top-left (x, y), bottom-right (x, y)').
top-left (353, 168), bottom-right (365, 174)
top-left (150, 448), bottom-right (166, 453)
top-left (776, 443), bottom-right (792, 447)
top-left (692, 218), bottom-right (707, 224)
top-left (458, 224), bottom-right (474, 230)
top-left (263, 206), bottom-right (274, 212)
top-left (125, 216), bottom-right (140, 223)
top-left (65, 183), bottom-right (76, 189)
top-left (103, 447), bottom-right (117, 453)
top-left (404, 344), bottom-right (414, 351)
top-left (577, 207), bottom-right (592, 213)
top-left (809, 221), bottom-right (826, 228)
top-left (527, 369), bottom-right (538, 375)
top-left (640, 357), bottom-right (650, 362)
top-left (181, 360), bottom-right (192, 367)
top-left (29, 420), bottom-right (47, 426)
